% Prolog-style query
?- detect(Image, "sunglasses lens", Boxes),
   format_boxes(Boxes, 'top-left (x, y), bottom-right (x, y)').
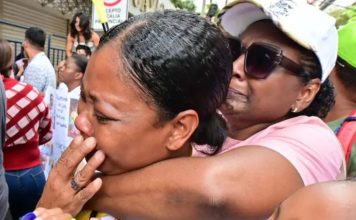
top-left (228, 38), bottom-right (242, 61)
top-left (245, 44), bottom-right (278, 79)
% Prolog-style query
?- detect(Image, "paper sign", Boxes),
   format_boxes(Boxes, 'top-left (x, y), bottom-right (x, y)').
top-left (92, 0), bottom-right (128, 31)
top-left (40, 84), bottom-right (80, 179)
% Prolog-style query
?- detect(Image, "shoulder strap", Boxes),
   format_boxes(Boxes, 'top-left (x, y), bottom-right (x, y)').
top-left (336, 110), bottom-right (356, 165)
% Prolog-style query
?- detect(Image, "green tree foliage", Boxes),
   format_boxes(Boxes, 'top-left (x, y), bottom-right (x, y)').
top-left (205, 3), bottom-right (220, 17)
top-left (170, 0), bottom-right (196, 12)
top-left (328, 4), bottom-right (356, 27)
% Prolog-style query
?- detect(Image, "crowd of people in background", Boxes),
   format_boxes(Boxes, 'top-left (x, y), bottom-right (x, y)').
top-left (0, 38), bottom-right (52, 219)
top-left (0, 11), bottom-right (93, 220)
top-left (0, 0), bottom-right (355, 219)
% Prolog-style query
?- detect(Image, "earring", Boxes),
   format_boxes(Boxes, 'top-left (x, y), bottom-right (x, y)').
top-left (291, 106), bottom-right (298, 113)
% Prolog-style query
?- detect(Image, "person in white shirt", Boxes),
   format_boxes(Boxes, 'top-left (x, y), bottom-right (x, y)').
top-left (58, 54), bottom-right (87, 98)
top-left (23, 27), bottom-right (56, 93)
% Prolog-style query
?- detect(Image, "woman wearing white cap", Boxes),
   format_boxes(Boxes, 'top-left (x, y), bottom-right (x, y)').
top-left (37, 1), bottom-right (344, 219)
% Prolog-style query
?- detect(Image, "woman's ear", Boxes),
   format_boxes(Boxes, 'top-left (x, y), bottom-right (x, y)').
top-left (295, 78), bottom-right (321, 112)
top-left (166, 110), bottom-right (199, 151)
top-left (22, 40), bottom-right (28, 50)
top-left (74, 72), bottom-right (84, 80)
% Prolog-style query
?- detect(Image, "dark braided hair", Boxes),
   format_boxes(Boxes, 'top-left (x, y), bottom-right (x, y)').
top-left (98, 10), bottom-right (233, 154)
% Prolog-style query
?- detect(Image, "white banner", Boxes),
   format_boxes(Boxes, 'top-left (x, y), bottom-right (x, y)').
top-left (92, 0), bottom-right (129, 31)
top-left (40, 84), bottom-right (80, 178)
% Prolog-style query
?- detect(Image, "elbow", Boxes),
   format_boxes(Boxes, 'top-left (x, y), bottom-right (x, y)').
top-left (195, 168), bottom-right (236, 219)
top-left (201, 193), bottom-right (232, 219)
top-left (197, 157), bottom-right (260, 219)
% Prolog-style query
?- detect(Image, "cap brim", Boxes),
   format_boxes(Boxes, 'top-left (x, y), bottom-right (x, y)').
top-left (220, 1), bottom-right (268, 37)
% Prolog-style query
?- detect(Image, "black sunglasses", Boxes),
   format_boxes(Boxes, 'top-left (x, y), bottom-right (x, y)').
top-left (228, 38), bottom-right (306, 79)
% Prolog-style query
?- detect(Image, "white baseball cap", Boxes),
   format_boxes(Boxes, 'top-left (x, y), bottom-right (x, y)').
top-left (218, 0), bottom-right (338, 82)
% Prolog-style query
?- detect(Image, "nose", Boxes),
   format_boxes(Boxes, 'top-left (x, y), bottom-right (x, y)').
top-left (231, 55), bottom-right (247, 81)
top-left (75, 101), bottom-right (94, 138)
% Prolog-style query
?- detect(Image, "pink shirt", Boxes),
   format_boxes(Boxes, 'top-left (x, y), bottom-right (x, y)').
top-left (193, 116), bottom-right (343, 186)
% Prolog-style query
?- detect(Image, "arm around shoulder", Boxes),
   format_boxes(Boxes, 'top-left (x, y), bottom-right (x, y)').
top-left (87, 146), bottom-right (304, 220)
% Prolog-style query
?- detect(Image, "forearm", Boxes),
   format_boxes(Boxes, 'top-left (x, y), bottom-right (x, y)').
top-left (66, 50), bottom-right (72, 58)
top-left (66, 36), bottom-right (74, 58)
top-left (86, 146), bottom-right (304, 220)
top-left (37, 137), bottom-right (303, 220)
top-left (86, 157), bottom-right (225, 220)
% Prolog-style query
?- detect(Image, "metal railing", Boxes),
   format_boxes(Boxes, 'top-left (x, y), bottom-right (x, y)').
top-left (0, 19), bottom-right (66, 66)
top-left (7, 40), bottom-right (23, 58)
top-left (47, 34), bottom-right (67, 65)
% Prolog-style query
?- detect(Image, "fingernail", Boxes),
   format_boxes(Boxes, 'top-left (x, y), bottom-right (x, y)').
top-left (74, 135), bottom-right (83, 144)
top-left (85, 137), bottom-right (96, 147)
top-left (94, 150), bottom-right (105, 160)
top-left (94, 177), bottom-right (102, 184)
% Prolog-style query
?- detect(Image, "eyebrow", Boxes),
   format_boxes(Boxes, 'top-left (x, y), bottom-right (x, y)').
top-left (80, 81), bottom-right (98, 102)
